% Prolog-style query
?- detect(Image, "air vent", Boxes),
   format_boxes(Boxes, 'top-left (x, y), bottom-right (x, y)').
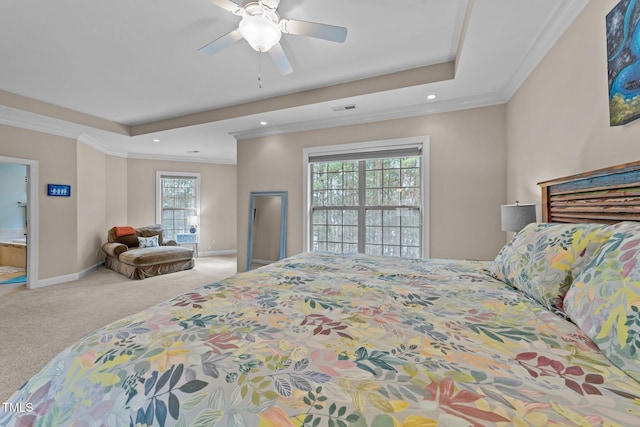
top-left (332, 104), bottom-right (357, 112)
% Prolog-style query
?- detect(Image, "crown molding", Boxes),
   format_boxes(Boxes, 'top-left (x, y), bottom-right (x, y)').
top-left (126, 151), bottom-right (236, 165)
top-left (77, 133), bottom-right (128, 158)
top-left (501, 0), bottom-right (589, 99)
top-left (232, 91), bottom-right (508, 140)
top-left (234, 0), bottom-right (587, 140)
top-left (130, 62), bottom-right (456, 136)
top-left (0, 105), bottom-right (80, 140)
top-left (0, 89), bottom-right (129, 135)
top-left (1, 105), bottom-right (236, 164)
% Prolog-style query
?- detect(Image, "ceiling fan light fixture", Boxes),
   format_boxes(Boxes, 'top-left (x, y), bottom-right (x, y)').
top-left (239, 14), bottom-right (281, 52)
top-left (203, 0), bottom-right (348, 75)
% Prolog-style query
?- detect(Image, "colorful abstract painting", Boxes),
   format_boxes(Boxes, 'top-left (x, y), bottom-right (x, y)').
top-left (607, 0), bottom-right (640, 126)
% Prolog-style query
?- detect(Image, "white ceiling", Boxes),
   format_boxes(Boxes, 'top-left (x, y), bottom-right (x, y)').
top-left (0, 0), bottom-right (588, 164)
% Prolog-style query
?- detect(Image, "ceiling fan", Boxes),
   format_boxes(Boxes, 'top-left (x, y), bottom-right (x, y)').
top-left (199, 0), bottom-right (348, 75)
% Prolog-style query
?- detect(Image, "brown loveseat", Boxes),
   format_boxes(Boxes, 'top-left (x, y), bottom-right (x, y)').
top-left (102, 225), bottom-right (195, 279)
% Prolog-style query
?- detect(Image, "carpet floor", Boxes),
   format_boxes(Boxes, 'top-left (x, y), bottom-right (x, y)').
top-left (0, 255), bottom-right (237, 402)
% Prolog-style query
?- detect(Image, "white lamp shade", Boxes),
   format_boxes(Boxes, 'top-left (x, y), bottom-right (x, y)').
top-left (188, 215), bottom-right (198, 226)
top-left (501, 203), bottom-right (536, 232)
top-left (239, 14), bottom-right (281, 52)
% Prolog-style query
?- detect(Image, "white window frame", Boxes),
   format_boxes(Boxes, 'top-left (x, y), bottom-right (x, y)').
top-left (155, 171), bottom-right (201, 240)
top-left (302, 137), bottom-right (430, 258)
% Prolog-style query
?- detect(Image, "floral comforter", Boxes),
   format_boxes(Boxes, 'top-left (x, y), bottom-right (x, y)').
top-left (2, 252), bottom-right (640, 426)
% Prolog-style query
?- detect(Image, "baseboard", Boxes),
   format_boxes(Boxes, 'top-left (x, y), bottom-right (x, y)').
top-left (197, 249), bottom-right (237, 257)
top-left (29, 251), bottom-right (237, 288)
top-left (251, 258), bottom-right (274, 265)
top-left (30, 261), bottom-right (104, 289)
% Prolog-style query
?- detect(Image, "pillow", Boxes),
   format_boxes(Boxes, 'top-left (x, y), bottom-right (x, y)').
top-left (137, 226), bottom-right (164, 246)
top-left (138, 235), bottom-right (159, 248)
top-left (564, 221), bottom-right (640, 382)
top-left (487, 222), bottom-right (611, 314)
top-left (109, 228), bottom-right (139, 248)
top-left (113, 226), bottom-right (136, 237)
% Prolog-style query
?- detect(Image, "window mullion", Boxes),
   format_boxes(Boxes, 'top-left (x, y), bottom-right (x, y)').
top-left (308, 154), bottom-right (422, 257)
top-left (159, 175), bottom-right (199, 241)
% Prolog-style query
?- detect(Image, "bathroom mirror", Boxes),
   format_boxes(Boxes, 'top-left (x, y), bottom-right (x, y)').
top-left (246, 191), bottom-right (287, 271)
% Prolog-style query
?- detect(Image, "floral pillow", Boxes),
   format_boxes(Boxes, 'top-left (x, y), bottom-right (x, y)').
top-left (564, 221), bottom-right (640, 382)
top-left (487, 222), bottom-right (611, 314)
top-left (138, 235), bottom-right (159, 248)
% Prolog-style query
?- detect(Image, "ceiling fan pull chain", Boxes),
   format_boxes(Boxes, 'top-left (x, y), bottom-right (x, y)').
top-left (258, 52), bottom-right (263, 89)
top-left (201, 0), bottom-right (347, 75)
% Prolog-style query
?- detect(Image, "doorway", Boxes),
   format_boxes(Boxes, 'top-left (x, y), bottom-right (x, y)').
top-left (0, 156), bottom-right (38, 290)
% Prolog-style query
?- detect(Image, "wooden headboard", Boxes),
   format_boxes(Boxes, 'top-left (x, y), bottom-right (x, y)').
top-left (538, 160), bottom-right (640, 224)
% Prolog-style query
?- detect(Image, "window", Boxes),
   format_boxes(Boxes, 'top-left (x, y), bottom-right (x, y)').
top-left (156, 172), bottom-right (200, 241)
top-left (305, 139), bottom-right (428, 258)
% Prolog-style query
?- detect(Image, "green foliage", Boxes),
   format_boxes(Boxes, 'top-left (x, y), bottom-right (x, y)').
top-left (469, 323), bottom-right (537, 344)
top-left (300, 387), bottom-right (360, 427)
top-left (135, 364), bottom-right (208, 427)
top-left (625, 305), bottom-right (640, 356)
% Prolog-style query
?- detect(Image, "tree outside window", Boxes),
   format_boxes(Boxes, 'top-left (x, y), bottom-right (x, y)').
top-left (310, 156), bottom-right (421, 258)
top-left (157, 173), bottom-right (199, 241)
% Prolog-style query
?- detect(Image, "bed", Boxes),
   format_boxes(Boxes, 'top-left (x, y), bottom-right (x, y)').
top-left (2, 163), bottom-right (640, 427)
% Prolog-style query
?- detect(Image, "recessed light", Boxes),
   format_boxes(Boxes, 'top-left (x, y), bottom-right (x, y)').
top-left (260, 121), bottom-right (268, 126)
top-left (152, 138), bottom-right (160, 142)
top-left (427, 94), bottom-right (437, 100)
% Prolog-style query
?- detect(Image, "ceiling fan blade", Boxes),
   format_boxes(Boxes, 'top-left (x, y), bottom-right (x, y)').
top-left (261, 0), bottom-right (281, 9)
top-left (209, 0), bottom-right (244, 15)
top-left (199, 29), bottom-right (244, 55)
top-left (280, 19), bottom-right (347, 43)
top-left (268, 42), bottom-right (293, 75)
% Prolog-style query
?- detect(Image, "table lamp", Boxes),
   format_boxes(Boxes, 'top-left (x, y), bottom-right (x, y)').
top-left (501, 202), bottom-right (536, 233)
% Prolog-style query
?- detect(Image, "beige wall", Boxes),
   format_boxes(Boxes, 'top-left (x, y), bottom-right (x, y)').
top-left (77, 142), bottom-right (107, 271)
top-left (105, 155), bottom-right (128, 228)
top-left (0, 124), bottom-right (238, 284)
top-left (507, 0), bottom-right (640, 212)
top-left (237, 105), bottom-right (507, 271)
top-left (0, 125), bottom-right (78, 279)
top-left (126, 159), bottom-right (237, 253)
